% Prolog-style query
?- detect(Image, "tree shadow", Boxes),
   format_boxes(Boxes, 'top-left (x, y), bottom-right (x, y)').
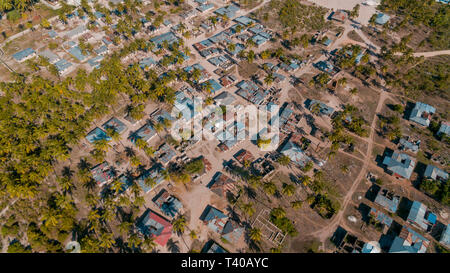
top-left (167, 238), bottom-right (180, 253)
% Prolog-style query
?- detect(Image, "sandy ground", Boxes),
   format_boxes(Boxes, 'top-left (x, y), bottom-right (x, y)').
top-left (308, 0), bottom-right (378, 26)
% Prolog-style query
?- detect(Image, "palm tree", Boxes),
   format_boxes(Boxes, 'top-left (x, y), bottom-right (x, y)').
top-left (228, 43), bottom-right (236, 53)
top-left (99, 232), bottom-right (115, 250)
top-left (189, 230), bottom-right (197, 240)
top-left (202, 81), bottom-right (213, 94)
top-left (0, 0), bottom-right (13, 12)
top-left (167, 238), bottom-right (180, 253)
top-left (127, 233), bottom-right (142, 249)
top-left (172, 215), bottom-right (187, 235)
top-left (263, 182), bottom-right (277, 196)
top-left (249, 228), bottom-right (262, 242)
top-left (349, 88), bottom-right (358, 96)
top-left (118, 221), bottom-right (132, 236)
top-left (142, 236), bottom-right (157, 252)
top-left (111, 179), bottom-right (123, 194)
top-left (282, 183), bottom-right (295, 197)
top-left (93, 139), bottom-right (110, 152)
top-left (41, 209), bottom-right (59, 228)
top-left (58, 177), bottom-right (75, 195)
top-left (302, 175), bottom-right (311, 186)
top-left (277, 155), bottom-right (291, 166)
top-left (135, 138), bottom-right (148, 150)
top-left (270, 246), bottom-right (282, 253)
top-left (191, 67), bottom-right (201, 82)
top-left (247, 50), bottom-right (255, 63)
top-left (241, 202), bottom-right (255, 218)
top-left (106, 127), bottom-right (121, 143)
top-left (264, 73), bottom-right (275, 86)
top-left (291, 200), bottom-right (303, 210)
top-left (338, 77), bottom-right (347, 87)
top-left (144, 177), bottom-right (156, 189)
top-left (271, 207), bottom-right (286, 219)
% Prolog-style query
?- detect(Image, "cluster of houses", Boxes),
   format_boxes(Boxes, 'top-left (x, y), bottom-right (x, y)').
top-left (380, 101), bottom-right (448, 184)
top-left (360, 183), bottom-right (450, 253)
top-left (10, 6), bottom-right (120, 75)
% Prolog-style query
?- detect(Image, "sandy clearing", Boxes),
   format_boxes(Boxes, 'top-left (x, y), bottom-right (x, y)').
top-left (307, 0), bottom-right (378, 26)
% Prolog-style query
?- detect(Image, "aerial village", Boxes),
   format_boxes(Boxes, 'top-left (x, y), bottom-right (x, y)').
top-left (0, 0), bottom-right (449, 254)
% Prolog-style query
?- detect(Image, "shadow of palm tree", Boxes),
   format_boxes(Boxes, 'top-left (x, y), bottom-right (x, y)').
top-left (244, 185), bottom-right (257, 199)
top-left (62, 166), bottom-right (74, 178)
top-left (78, 158), bottom-right (91, 170)
top-left (125, 146), bottom-right (135, 158)
top-left (166, 238), bottom-right (180, 253)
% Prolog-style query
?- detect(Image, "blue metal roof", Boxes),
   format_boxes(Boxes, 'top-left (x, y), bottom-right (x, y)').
top-left (438, 122), bottom-right (450, 136)
top-left (150, 31), bottom-right (179, 48)
top-left (86, 127), bottom-right (111, 143)
top-left (440, 224), bottom-right (450, 247)
top-left (102, 117), bottom-right (127, 134)
top-left (129, 124), bottom-right (156, 144)
top-left (375, 13), bottom-right (390, 25)
top-left (12, 48), bottom-right (35, 61)
top-left (54, 59), bottom-right (73, 72)
top-left (234, 16), bottom-right (255, 26)
top-left (136, 165), bottom-right (166, 193)
top-left (68, 46), bottom-right (89, 62)
top-left (409, 102), bottom-right (435, 126)
top-left (407, 201), bottom-right (428, 230)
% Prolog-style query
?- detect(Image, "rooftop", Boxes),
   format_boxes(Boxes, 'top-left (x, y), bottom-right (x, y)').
top-left (382, 151), bottom-right (416, 179)
top-left (138, 209), bottom-right (173, 246)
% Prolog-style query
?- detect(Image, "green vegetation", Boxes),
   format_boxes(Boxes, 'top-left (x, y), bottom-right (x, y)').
top-left (270, 0), bottom-right (327, 32)
top-left (378, 0), bottom-right (450, 50)
top-left (332, 104), bottom-right (369, 137)
top-left (386, 55), bottom-right (449, 100)
top-left (183, 158), bottom-right (205, 175)
top-left (378, 114), bottom-right (402, 141)
top-left (419, 178), bottom-right (449, 205)
top-left (269, 207), bottom-right (298, 236)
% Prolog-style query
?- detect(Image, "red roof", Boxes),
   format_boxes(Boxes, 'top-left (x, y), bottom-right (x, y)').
top-left (145, 210), bottom-right (173, 246)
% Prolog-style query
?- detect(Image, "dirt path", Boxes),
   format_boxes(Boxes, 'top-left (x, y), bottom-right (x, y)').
top-left (306, 90), bottom-right (389, 243)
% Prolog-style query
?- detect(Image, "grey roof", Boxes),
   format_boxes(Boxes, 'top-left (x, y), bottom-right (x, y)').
top-left (382, 151), bottom-right (416, 179)
top-left (65, 25), bottom-right (87, 39)
top-left (150, 31), bottom-right (179, 48)
top-left (233, 16), bottom-right (255, 26)
top-left (407, 201), bottom-right (428, 230)
top-left (389, 227), bottom-right (429, 253)
top-left (102, 117), bottom-right (127, 134)
top-left (136, 165), bottom-right (166, 193)
top-left (214, 91), bottom-right (236, 105)
top-left (54, 59), bottom-right (73, 73)
top-left (68, 46), bottom-right (89, 62)
top-left (374, 189), bottom-right (399, 213)
top-left (129, 124), bottom-right (156, 144)
top-left (438, 121), bottom-right (450, 136)
top-left (424, 164), bottom-right (448, 182)
top-left (375, 13), bottom-right (390, 25)
top-left (399, 138), bottom-right (419, 153)
top-left (440, 224), bottom-right (450, 247)
top-left (38, 49), bottom-right (59, 64)
top-left (281, 141), bottom-right (311, 167)
top-left (307, 99), bottom-right (335, 116)
top-left (87, 55), bottom-right (103, 68)
top-left (201, 206), bottom-right (228, 234)
top-left (94, 45), bottom-right (108, 55)
top-left (409, 102), bottom-right (435, 126)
